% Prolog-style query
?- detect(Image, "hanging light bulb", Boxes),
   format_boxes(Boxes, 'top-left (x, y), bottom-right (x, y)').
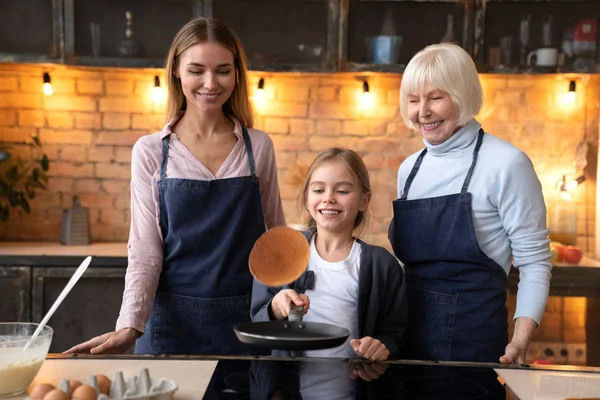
top-left (360, 80), bottom-right (373, 109)
top-left (151, 75), bottom-right (164, 102)
top-left (559, 79), bottom-right (576, 107)
top-left (566, 80), bottom-right (576, 103)
top-left (42, 72), bottom-right (53, 96)
top-left (255, 78), bottom-right (265, 101)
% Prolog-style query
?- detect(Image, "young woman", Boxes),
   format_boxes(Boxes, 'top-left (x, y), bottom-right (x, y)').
top-left (66, 17), bottom-right (285, 355)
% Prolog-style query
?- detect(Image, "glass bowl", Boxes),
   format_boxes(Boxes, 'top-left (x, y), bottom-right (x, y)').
top-left (0, 323), bottom-right (53, 398)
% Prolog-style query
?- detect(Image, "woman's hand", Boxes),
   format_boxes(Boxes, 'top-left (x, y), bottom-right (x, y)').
top-left (270, 289), bottom-right (310, 320)
top-left (500, 339), bottom-right (529, 364)
top-left (350, 336), bottom-right (389, 361)
top-left (349, 362), bottom-right (388, 381)
top-left (500, 317), bottom-right (537, 364)
top-left (63, 328), bottom-right (141, 355)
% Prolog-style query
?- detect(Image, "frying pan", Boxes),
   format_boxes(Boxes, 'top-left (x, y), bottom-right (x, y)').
top-left (236, 227), bottom-right (351, 350)
top-left (235, 305), bottom-right (351, 350)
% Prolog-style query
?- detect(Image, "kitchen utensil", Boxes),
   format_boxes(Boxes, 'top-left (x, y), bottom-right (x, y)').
top-left (527, 48), bottom-right (558, 67)
top-left (365, 36), bottom-right (403, 64)
top-left (249, 226), bottom-right (309, 287)
top-left (234, 305), bottom-right (350, 351)
top-left (25, 256), bottom-right (92, 350)
top-left (0, 323), bottom-right (53, 397)
top-left (519, 15), bottom-right (531, 69)
top-left (238, 226), bottom-right (350, 350)
top-left (500, 36), bottom-right (513, 67)
top-left (60, 195), bottom-right (90, 245)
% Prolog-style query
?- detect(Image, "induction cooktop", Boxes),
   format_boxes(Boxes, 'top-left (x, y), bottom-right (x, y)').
top-left (201, 358), bottom-right (507, 399)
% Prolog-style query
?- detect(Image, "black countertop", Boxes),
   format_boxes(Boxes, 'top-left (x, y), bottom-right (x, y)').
top-left (49, 354), bottom-right (600, 400)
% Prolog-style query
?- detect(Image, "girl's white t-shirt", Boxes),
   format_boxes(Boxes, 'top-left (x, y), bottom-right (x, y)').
top-left (302, 237), bottom-right (361, 359)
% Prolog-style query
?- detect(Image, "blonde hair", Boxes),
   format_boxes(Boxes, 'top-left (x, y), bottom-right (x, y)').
top-left (399, 43), bottom-right (483, 129)
top-left (164, 17), bottom-right (254, 127)
top-left (299, 148), bottom-right (371, 237)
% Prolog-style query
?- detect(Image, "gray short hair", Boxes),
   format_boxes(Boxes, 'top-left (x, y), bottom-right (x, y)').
top-left (399, 43), bottom-right (483, 129)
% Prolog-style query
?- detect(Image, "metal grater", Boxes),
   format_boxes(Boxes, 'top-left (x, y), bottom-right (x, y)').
top-left (60, 195), bottom-right (90, 245)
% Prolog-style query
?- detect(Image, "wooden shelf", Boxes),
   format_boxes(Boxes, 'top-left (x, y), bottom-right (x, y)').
top-left (69, 56), bottom-right (165, 69)
top-left (0, 0), bottom-right (597, 73)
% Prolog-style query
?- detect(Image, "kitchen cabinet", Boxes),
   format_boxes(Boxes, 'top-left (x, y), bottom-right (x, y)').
top-left (0, 242), bottom-right (129, 353)
top-left (214, 0), bottom-right (339, 72)
top-left (0, 0), bottom-right (596, 73)
top-left (343, 0), bottom-right (472, 72)
top-left (0, 267), bottom-right (31, 323)
top-left (62, 0), bottom-right (205, 68)
top-left (483, 0), bottom-right (599, 72)
top-left (32, 267), bottom-right (126, 353)
top-left (0, 0), bottom-right (63, 64)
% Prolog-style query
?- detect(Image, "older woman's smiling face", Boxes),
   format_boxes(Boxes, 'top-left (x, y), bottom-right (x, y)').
top-left (407, 84), bottom-right (460, 145)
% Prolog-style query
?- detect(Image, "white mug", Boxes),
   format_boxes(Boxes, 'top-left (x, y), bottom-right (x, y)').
top-left (527, 48), bottom-right (558, 67)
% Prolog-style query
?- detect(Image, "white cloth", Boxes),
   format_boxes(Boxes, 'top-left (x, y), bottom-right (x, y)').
top-left (302, 238), bottom-right (361, 358)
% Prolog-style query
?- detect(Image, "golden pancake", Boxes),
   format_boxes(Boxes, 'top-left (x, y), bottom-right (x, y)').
top-left (249, 226), bottom-right (310, 286)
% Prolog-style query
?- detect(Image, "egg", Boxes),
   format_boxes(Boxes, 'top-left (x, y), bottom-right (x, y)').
top-left (29, 383), bottom-right (56, 400)
top-left (43, 389), bottom-right (69, 400)
top-left (95, 375), bottom-right (111, 395)
top-left (71, 384), bottom-right (98, 400)
top-left (68, 379), bottom-right (83, 393)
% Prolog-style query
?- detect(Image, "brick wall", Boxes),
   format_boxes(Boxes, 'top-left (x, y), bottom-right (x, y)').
top-left (0, 64), bottom-right (599, 354)
top-left (0, 65), bottom-right (597, 246)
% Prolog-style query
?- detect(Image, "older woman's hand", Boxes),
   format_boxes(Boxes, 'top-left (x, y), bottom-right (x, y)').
top-left (500, 317), bottom-right (537, 364)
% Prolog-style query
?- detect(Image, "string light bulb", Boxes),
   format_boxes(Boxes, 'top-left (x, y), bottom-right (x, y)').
top-left (558, 79), bottom-right (577, 107)
top-left (566, 80), bottom-right (576, 103)
top-left (360, 80), bottom-right (373, 108)
top-left (42, 72), bottom-right (53, 96)
top-left (255, 78), bottom-right (265, 101)
top-left (151, 75), bottom-right (164, 102)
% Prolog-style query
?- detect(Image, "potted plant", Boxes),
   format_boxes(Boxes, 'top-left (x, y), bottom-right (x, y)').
top-left (0, 134), bottom-right (50, 222)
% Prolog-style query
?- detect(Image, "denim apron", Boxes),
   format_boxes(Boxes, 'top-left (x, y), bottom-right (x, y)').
top-left (389, 129), bottom-right (508, 362)
top-left (135, 127), bottom-right (266, 355)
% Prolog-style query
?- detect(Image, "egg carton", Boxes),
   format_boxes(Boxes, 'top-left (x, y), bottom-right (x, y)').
top-left (52, 368), bottom-right (177, 400)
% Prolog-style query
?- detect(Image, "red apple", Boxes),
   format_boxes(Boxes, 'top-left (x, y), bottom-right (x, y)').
top-left (563, 246), bottom-right (583, 264)
top-left (550, 242), bottom-right (566, 263)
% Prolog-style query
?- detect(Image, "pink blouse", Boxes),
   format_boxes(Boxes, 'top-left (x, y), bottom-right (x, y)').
top-left (116, 116), bottom-right (286, 332)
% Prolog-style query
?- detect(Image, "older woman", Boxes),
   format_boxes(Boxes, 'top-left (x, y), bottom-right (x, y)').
top-left (389, 43), bottom-right (552, 364)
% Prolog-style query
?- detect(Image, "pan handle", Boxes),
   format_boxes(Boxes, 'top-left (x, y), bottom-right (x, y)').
top-left (288, 305), bottom-right (304, 322)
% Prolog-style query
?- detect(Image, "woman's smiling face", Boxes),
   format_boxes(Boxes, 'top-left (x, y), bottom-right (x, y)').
top-left (407, 84), bottom-right (460, 145)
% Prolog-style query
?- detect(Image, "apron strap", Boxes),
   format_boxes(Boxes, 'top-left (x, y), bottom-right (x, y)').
top-left (400, 128), bottom-right (486, 199)
top-left (159, 127), bottom-right (257, 180)
top-left (400, 148), bottom-right (428, 200)
top-left (241, 127), bottom-right (257, 178)
top-left (160, 136), bottom-right (170, 180)
top-left (460, 129), bottom-right (485, 194)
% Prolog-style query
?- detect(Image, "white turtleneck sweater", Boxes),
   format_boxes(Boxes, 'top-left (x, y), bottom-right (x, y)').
top-left (396, 119), bottom-right (552, 324)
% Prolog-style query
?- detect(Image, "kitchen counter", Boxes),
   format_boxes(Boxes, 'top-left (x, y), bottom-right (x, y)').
top-left (0, 242), bottom-right (127, 267)
top-left (13, 354), bottom-right (600, 400)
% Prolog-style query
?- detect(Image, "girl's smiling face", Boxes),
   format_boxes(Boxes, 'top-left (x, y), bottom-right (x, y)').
top-left (306, 160), bottom-right (369, 234)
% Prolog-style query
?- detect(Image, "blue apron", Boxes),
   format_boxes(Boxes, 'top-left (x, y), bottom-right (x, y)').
top-left (135, 127), bottom-right (266, 355)
top-left (388, 129), bottom-right (508, 362)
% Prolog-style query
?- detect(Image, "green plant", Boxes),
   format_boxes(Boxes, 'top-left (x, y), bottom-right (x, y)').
top-left (0, 134), bottom-right (50, 222)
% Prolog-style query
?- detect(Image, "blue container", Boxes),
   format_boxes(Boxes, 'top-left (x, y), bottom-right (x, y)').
top-left (365, 36), bottom-right (403, 65)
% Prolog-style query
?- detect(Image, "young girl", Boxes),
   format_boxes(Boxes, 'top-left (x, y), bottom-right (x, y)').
top-left (66, 17), bottom-right (285, 356)
top-left (251, 148), bottom-right (407, 360)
